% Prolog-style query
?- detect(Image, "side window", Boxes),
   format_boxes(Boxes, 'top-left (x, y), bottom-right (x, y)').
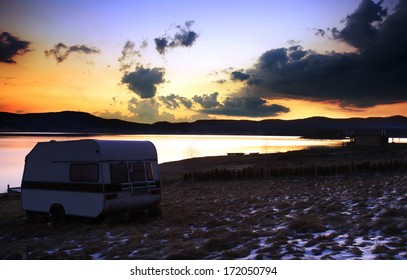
top-left (70, 164), bottom-right (99, 182)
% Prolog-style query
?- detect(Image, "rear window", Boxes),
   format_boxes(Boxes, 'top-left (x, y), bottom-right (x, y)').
top-left (110, 162), bottom-right (153, 185)
top-left (70, 163), bottom-right (99, 182)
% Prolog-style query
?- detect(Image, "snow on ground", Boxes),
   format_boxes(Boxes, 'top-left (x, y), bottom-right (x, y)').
top-left (0, 172), bottom-right (406, 259)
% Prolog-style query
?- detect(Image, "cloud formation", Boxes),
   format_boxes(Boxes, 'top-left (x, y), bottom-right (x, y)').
top-left (330, 0), bottom-right (387, 51)
top-left (121, 65), bottom-right (166, 98)
top-left (127, 97), bottom-right (182, 123)
top-left (127, 97), bottom-right (161, 123)
top-left (0, 32), bottom-right (31, 64)
top-left (118, 40), bottom-right (147, 71)
top-left (199, 96), bottom-right (289, 117)
top-left (231, 71), bottom-right (250, 82)
top-left (192, 92), bottom-right (220, 109)
top-left (44, 43), bottom-right (101, 63)
top-left (159, 93), bottom-right (193, 109)
top-left (154, 20), bottom-right (199, 55)
top-left (237, 0), bottom-right (407, 108)
top-left (190, 92), bottom-right (289, 117)
top-left (157, 91), bottom-right (289, 119)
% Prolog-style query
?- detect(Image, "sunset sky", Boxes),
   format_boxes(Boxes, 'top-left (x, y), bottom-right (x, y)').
top-left (1, 0), bottom-right (406, 123)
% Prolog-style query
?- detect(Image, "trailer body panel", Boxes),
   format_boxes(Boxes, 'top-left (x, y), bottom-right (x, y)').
top-left (21, 139), bottom-right (161, 218)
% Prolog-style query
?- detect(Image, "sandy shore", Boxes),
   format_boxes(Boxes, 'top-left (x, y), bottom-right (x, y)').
top-left (1, 145), bottom-right (406, 260)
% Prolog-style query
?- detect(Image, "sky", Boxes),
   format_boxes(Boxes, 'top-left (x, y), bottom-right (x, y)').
top-left (1, 0), bottom-right (406, 123)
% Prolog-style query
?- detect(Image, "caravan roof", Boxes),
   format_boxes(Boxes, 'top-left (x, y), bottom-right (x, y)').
top-left (95, 140), bottom-right (157, 161)
top-left (27, 139), bottom-right (158, 162)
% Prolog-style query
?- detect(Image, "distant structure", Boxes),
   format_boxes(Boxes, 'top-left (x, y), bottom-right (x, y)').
top-left (350, 129), bottom-right (389, 146)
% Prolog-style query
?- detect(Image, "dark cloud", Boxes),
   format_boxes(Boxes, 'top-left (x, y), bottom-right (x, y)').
top-left (121, 65), bottom-right (166, 98)
top-left (215, 79), bottom-right (227, 84)
top-left (0, 32), bottom-right (31, 64)
top-left (331, 0), bottom-right (387, 51)
top-left (172, 20), bottom-right (198, 46)
top-left (238, 0), bottom-right (407, 108)
top-left (189, 92), bottom-right (288, 117)
top-left (118, 40), bottom-right (147, 72)
top-left (314, 29), bottom-right (326, 37)
top-left (231, 71), bottom-right (250, 82)
top-left (159, 93), bottom-right (193, 109)
top-left (44, 43), bottom-right (101, 63)
top-left (154, 20), bottom-right (199, 55)
top-left (154, 37), bottom-right (168, 56)
top-left (192, 92), bottom-right (220, 109)
top-left (199, 96), bottom-right (289, 117)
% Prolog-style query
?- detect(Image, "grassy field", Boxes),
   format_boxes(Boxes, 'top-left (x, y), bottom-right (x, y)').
top-left (1, 146), bottom-right (406, 260)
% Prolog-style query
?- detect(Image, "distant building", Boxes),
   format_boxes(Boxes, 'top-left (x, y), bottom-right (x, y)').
top-left (350, 129), bottom-right (389, 146)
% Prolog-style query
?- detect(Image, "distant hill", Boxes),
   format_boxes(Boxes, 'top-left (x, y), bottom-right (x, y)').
top-left (0, 111), bottom-right (149, 133)
top-left (1, 111), bottom-right (407, 138)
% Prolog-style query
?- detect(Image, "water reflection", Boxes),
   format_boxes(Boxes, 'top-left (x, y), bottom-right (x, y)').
top-left (0, 134), bottom-right (347, 193)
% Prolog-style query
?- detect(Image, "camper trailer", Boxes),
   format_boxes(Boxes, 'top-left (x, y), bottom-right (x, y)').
top-left (21, 139), bottom-right (161, 221)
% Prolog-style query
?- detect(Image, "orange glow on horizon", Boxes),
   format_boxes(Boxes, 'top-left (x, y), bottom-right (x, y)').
top-left (266, 99), bottom-right (407, 120)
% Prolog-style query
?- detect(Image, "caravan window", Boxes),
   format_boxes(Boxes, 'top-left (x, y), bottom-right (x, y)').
top-left (70, 163), bottom-right (99, 182)
top-left (110, 162), bottom-right (153, 185)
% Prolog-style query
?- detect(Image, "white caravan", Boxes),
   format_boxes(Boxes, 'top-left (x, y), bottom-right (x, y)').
top-left (21, 139), bottom-right (161, 221)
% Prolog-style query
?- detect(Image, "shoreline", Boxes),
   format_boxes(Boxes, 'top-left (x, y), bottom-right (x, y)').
top-left (159, 144), bottom-right (407, 182)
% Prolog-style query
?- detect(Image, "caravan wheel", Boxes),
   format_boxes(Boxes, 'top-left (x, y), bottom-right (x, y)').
top-left (49, 204), bottom-right (65, 225)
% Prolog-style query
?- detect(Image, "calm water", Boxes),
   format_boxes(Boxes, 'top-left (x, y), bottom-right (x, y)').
top-left (0, 134), bottom-right (347, 193)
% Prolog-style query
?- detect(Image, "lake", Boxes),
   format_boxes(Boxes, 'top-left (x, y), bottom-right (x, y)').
top-left (0, 133), bottom-right (347, 193)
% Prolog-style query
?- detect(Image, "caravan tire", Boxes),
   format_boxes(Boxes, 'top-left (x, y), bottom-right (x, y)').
top-left (49, 204), bottom-right (65, 225)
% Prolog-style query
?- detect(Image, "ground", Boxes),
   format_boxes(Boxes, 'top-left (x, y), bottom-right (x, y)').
top-left (0, 146), bottom-right (406, 260)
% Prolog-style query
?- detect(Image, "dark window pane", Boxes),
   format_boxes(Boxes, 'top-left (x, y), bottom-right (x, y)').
top-left (70, 164), bottom-right (99, 182)
top-left (110, 163), bottom-right (128, 185)
top-left (145, 162), bottom-right (153, 180)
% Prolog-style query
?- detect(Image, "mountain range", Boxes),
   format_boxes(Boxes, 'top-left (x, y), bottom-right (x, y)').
top-left (1, 111), bottom-right (407, 138)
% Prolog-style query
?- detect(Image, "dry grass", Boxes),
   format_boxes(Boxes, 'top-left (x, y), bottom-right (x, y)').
top-left (1, 147), bottom-right (407, 260)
